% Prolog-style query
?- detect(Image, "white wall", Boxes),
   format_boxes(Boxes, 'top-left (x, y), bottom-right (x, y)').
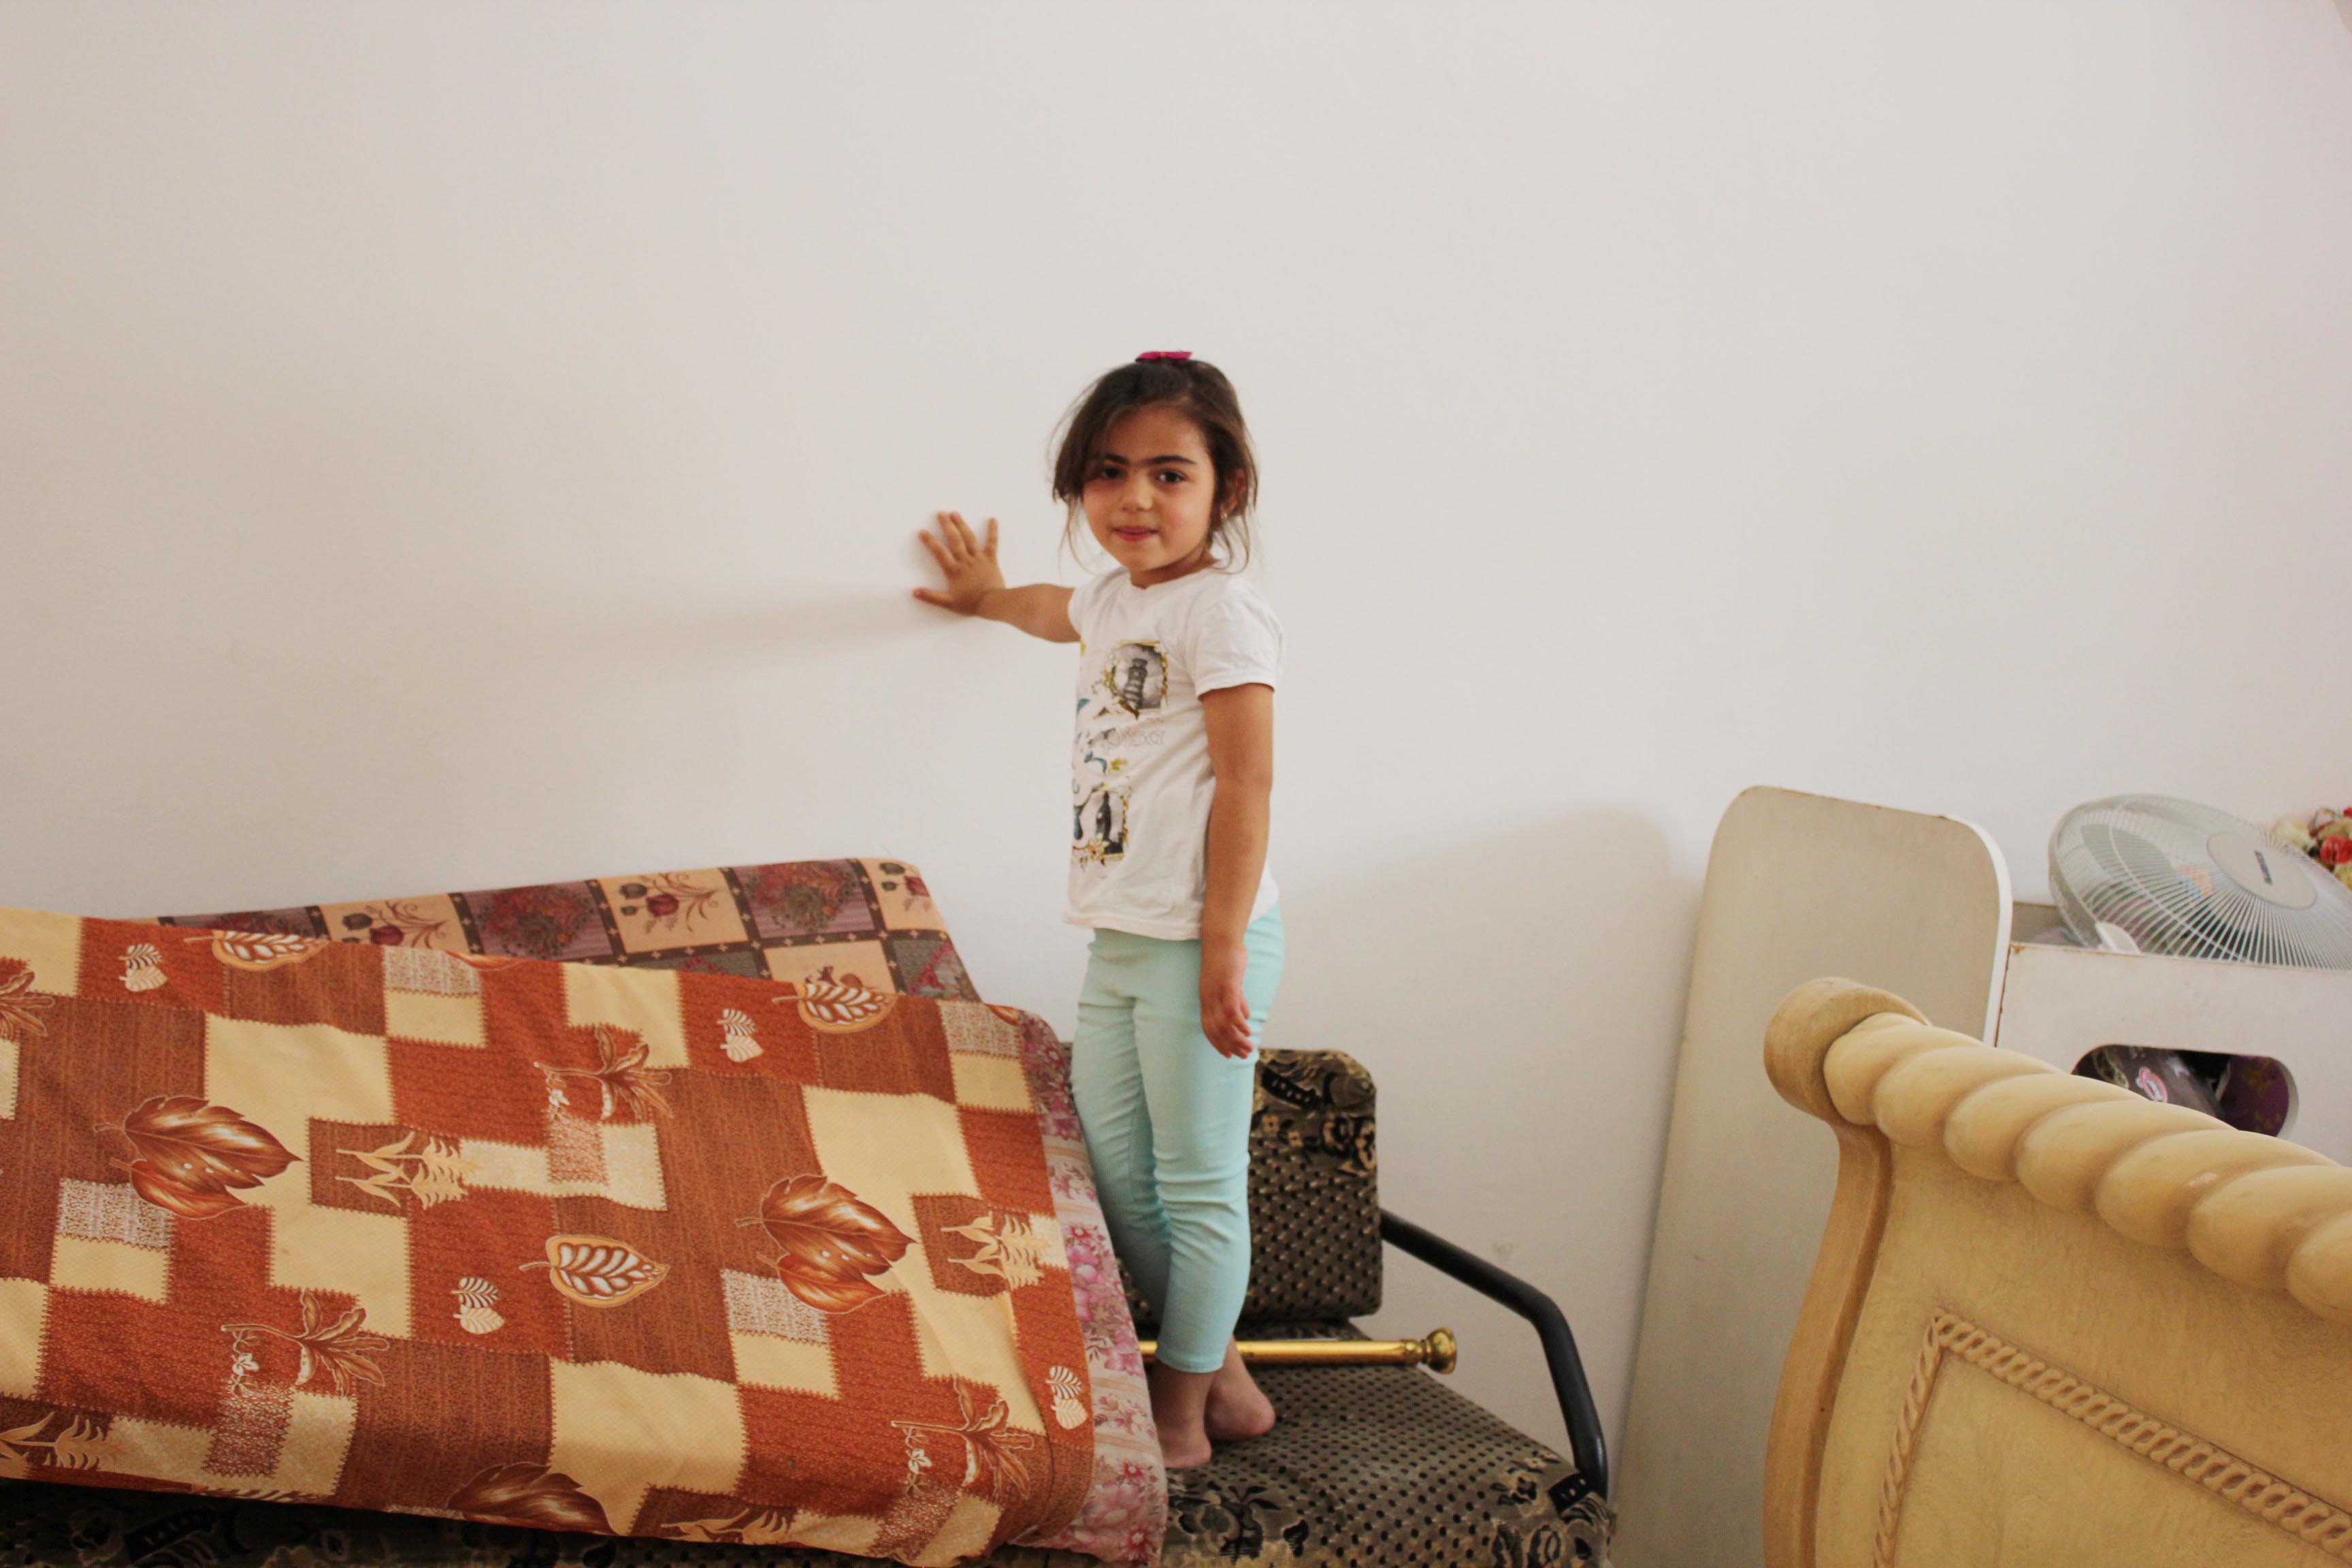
top-left (5, 0), bottom-right (2352, 1492)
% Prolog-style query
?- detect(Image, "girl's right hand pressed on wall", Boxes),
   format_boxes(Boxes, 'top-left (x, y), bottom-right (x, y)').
top-left (913, 511), bottom-right (1007, 616)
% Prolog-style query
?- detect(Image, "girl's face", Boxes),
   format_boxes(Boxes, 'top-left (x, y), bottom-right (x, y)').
top-left (1081, 405), bottom-right (1231, 587)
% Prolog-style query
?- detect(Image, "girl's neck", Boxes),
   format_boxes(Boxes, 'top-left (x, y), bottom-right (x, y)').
top-left (1126, 546), bottom-right (1217, 590)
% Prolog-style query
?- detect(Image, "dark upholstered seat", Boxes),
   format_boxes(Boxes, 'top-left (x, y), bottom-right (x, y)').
top-left (0, 1050), bottom-right (1610, 1567)
top-left (1158, 1320), bottom-right (1606, 1567)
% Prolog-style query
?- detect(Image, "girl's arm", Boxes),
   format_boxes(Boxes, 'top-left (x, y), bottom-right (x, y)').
top-left (1198, 681), bottom-right (1274, 1059)
top-left (914, 511), bottom-right (1078, 643)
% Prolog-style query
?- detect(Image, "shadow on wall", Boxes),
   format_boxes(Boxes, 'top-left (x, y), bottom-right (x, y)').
top-left (1287, 806), bottom-right (1701, 1456)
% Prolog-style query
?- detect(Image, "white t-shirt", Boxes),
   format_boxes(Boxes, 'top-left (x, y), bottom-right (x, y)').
top-left (1066, 566), bottom-right (1282, 939)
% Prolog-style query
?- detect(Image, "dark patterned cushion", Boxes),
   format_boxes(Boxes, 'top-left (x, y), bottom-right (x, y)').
top-left (1156, 1321), bottom-right (1608, 1567)
top-left (1242, 1051), bottom-right (1381, 1321)
top-left (1122, 1049), bottom-right (1384, 1329)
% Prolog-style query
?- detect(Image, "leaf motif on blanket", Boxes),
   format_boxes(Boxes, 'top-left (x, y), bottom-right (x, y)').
top-left (521, 1235), bottom-right (669, 1307)
top-left (197, 930), bottom-right (327, 970)
top-left (100, 1094), bottom-right (298, 1220)
top-left (339, 1130), bottom-right (476, 1209)
top-left (778, 968), bottom-right (896, 1034)
top-left (751, 1173), bottom-right (913, 1313)
top-left (452, 1277), bottom-right (506, 1335)
top-left (0, 1409), bottom-right (110, 1478)
top-left (0, 960), bottom-right (54, 1039)
top-left (539, 1025), bottom-right (673, 1121)
top-left (717, 1008), bottom-right (764, 1062)
top-left (1049, 1365), bottom-right (1088, 1430)
top-left (120, 944), bottom-right (167, 993)
top-left (124, 1162), bottom-right (245, 1220)
top-left (448, 1462), bottom-right (614, 1533)
top-left (221, 1292), bottom-right (389, 1396)
top-left (894, 1377), bottom-right (1042, 1506)
top-left (943, 1209), bottom-right (1049, 1290)
top-left (663, 1506), bottom-right (802, 1545)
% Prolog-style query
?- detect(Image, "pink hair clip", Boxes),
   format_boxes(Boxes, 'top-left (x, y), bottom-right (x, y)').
top-left (1135, 350), bottom-right (1192, 362)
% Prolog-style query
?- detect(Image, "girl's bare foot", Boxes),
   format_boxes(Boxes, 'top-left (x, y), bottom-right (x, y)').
top-left (1147, 1360), bottom-right (1216, 1469)
top-left (1203, 1337), bottom-right (1277, 1443)
top-left (1159, 1431), bottom-right (1214, 1469)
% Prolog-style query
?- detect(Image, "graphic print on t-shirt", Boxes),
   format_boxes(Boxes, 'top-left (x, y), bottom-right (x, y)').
top-left (1072, 639), bottom-right (1166, 867)
top-left (1099, 642), bottom-right (1166, 717)
top-left (1073, 781), bottom-right (1128, 864)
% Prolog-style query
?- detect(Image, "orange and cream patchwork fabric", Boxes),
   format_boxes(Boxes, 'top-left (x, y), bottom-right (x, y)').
top-left (0, 902), bottom-right (1139, 1568)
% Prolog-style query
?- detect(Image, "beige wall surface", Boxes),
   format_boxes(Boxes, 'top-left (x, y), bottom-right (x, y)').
top-left (4, 3), bottom-right (2352, 1475)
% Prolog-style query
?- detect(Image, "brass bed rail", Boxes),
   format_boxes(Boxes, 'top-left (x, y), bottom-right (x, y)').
top-left (1138, 1327), bottom-right (1458, 1371)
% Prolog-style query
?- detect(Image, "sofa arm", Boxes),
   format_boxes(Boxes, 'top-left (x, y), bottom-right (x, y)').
top-left (1380, 1209), bottom-right (1610, 1502)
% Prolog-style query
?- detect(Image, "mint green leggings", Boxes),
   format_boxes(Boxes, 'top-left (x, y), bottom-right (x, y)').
top-left (1070, 908), bottom-right (1284, 1374)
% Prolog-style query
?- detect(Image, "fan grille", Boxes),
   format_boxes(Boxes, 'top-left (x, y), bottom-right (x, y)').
top-left (2050, 796), bottom-right (2352, 969)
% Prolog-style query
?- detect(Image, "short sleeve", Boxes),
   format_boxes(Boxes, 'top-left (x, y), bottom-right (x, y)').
top-left (1191, 579), bottom-right (1284, 695)
top-left (1068, 570), bottom-right (1122, 644)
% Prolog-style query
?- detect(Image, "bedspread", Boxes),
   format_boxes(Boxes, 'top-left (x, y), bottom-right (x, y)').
top-left (156, 858), bottom-right (1166, 1566)
top-left (0, 896), bottom-right (1158, 1567)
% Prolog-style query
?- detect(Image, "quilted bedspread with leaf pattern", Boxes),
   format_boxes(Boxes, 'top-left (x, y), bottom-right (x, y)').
top-left (0, 885), bottom-right (1159, 1568)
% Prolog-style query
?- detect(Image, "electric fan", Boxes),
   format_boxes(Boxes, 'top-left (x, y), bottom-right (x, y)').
top-left (2049, 795), bottom-right (2352, 968)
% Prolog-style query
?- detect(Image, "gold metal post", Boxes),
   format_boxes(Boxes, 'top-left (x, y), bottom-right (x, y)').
top-left (1137, 1328), bottom-right (1456, 1373)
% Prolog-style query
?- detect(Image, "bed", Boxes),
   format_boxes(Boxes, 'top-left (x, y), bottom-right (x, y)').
top-left (1763, 975), bottom-right (2352, 1566)
top-left (0, 857), bottom-right (1610, 1568)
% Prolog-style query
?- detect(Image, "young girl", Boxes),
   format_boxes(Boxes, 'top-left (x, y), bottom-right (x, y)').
top-left (912, 352), bottom-right (1284, 1471)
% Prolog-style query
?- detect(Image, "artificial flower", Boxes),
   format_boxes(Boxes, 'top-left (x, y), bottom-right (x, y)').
top-left (2272, 817), bottom-right (2317, 853)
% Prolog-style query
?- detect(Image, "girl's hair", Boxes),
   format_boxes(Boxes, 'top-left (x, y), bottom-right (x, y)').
top-left (1051, 356), bottom-right (1258, 570)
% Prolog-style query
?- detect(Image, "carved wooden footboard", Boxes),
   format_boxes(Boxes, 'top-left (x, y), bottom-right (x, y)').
top-left (1762, 977), bottom-right (2352, 1567)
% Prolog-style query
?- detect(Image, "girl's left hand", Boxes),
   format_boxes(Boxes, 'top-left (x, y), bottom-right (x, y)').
top-left (1200, 947), bottom-right (1256, 1060)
